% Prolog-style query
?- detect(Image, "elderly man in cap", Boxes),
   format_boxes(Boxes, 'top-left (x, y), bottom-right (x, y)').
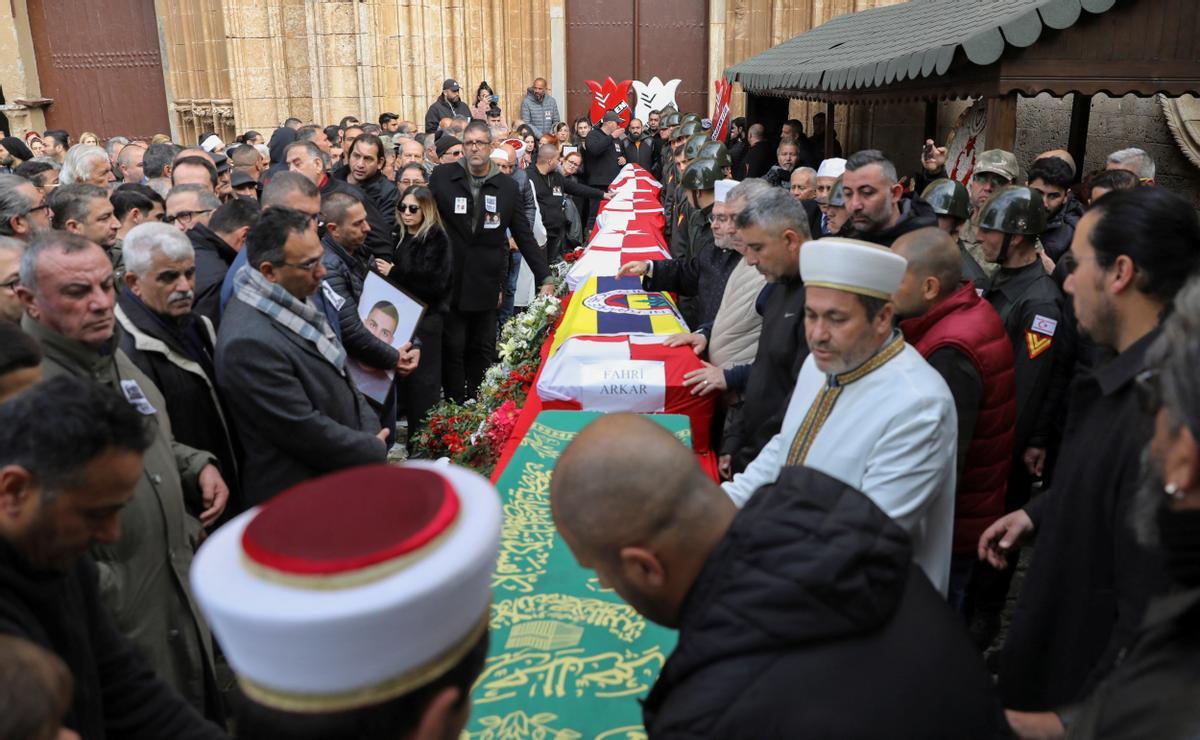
top-left (192, 462), bottom-right (500, 740)
top-left (960, 150), bottom-right (1019, 277)
top-left (551, 414), bottom-right (1001, 738)
top-left (724, 237), bottom-right (958, 593)
top-left (424, 79), bottom-right (472, 133)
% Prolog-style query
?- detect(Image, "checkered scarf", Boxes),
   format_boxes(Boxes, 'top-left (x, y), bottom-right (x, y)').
top-left (233, 265), bottom-right (346, 372)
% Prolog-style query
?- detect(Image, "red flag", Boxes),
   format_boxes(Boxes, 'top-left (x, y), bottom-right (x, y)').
top-left (585, 77), bottom-right (633, 127)
top-left (710, 78), bottom-right (732, 143)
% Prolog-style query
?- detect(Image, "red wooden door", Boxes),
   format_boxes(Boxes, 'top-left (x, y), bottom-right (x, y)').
top-left (26, 0), bottom-right (171, 141)
top-left (565, 0), bottom-right (709, 124)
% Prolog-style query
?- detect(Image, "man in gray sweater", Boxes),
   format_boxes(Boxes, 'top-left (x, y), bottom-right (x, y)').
top-left (520, 78), bottom-right (561, 137)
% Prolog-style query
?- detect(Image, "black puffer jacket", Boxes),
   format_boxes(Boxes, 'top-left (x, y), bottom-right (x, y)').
top-left (1040, 192), bottom-right (1084, 262)
top-left (331, 165), bottom-right (399, 260)
top-left (320, 232), bottom-right (399, 370)
top-left (848, 194), bottom-right (938, 247)
top-left (643, 465), bottom-right (1003, 739)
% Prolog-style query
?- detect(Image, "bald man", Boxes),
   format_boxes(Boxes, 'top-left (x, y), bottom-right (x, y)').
top-left (893, 228), bottom-right (1015, 615)
top-left (551, 414), bottom-right (1001, 737)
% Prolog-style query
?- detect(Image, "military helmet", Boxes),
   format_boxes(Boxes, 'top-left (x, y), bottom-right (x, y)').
top-left (680, 157), bottom-right (720, 191)
top-left (973, 149), bottom-right (1019, 183)
top-left (683, 133), bottom-right (709, 161)
top-left (921, 178), bottom-right (970, 220)
top-left (977, 185), bottom-right (1047, 236)
top-left (698, 140), bottom-right (730, 171)
top-left (674, 118), bottom-right (703, 141)
top-left (661, 111), bottom-right (681, 129)
top-left (827, 176), bottom-right (846, 208)
top-left (659, 105), bottom-right (678, 118)
top-left (680, 112), bottom-right (701, 125)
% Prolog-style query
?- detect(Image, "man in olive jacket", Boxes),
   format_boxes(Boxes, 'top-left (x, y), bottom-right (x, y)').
top-left (429, 120), bottom-right (552, 401)
top-left (17, 232), bottom-right (227, 723)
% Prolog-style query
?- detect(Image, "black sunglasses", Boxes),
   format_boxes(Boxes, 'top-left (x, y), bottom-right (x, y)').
top-left (399, 204), bottom-right (421, 214)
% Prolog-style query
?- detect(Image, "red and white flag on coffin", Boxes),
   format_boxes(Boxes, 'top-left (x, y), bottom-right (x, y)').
top-left (610, 164), bottom-right (662, 191)
top-left (538, 334), bottom-right (714, 450)
top-left (566, 242), bottom-right (671, 290)
top-left (594, 208), bottom-right (665, 234)
top-left (588, 226), bottom-right (667, 251)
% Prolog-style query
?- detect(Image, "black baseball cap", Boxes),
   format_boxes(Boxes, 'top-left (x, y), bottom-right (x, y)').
top-left (443, 78), bottom-right (461, 91)
top-left (601, 111), bottom-right (621, 123)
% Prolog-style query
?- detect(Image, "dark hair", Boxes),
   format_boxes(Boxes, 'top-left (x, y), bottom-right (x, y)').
top-left (476, 81), bottom-right (495, 98)
top-left (784, 118), bottom-right (804, 134)
top-left (239, 130), bottom-right (262, 144)
top-left (247, 207), bottom-right (313, 268)
top-left (261, 170), bottom-right (319, 209)
top-left (1087, 168), bottom-right (1139, 197)
top-left (209, 196), bottom-right (261, 235)
top-left (296, 125), bottom-right (325, 143)
top-left (142, 143), bottom-right (181, 178)
top-left (13, 160), bottom-right (57, 188)
top-left (320, 190), bottom-right (364, 227)
top-left (172, 155), bottom-right (218, 187)
top-left (110, 187), bottom-right (158, 222)
top-left (396, 163), bottom-right (427, 183)
top-left (517, 124), bottom-right (535, 141)
top-left (197, 130), bottom-right (217, 146)
top-left (286, 140), bottom-right (324, 163)
top-left (0, 321), bottom-right (41, 376)
top-left (47, 183), bottom-right (108, 230)
top-left (323, 125), bottom-right (342, 146)
top-left (42, 130), bottom-right (69, 149)
top-left (349, 133), bottom-right (386, 163)
top-left (230, 144), bottom-right (261, 168)
top-left (1027, 157), bottom-right (1073, 189)
top-left (0, 635), bottom-right (73, 740)
top-left (339, 115), bottom-right (361, 128)
top-left (858, 294), bottom-right (889, 321)
top-left (378, 112), bottom-right (399, 126)
top-left (1087, 187), bottom-right (1200, 305)
top-left (844, 149), bottom-right (898, 185)
top-left (0, 375), bottom-right (152, 495)
top-left (234, 629), bottom-right (488, 740)
top-left (282, 117), bottom-right (303, 128)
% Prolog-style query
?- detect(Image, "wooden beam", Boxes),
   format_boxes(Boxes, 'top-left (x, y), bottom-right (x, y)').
top-left (1067, 94), bottom-right (1092, 183)
top-left (825, 102), bottom-right (834, 159)
top-left (985, 92), bottom-right (1017, 152)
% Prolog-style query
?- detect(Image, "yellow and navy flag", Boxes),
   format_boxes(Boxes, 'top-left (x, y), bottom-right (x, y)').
top-left (551, 276), bottom-right (689, 355)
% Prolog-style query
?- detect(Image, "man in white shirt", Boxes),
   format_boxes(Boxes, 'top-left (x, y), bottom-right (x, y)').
top-left (723, 237), bottom-right (957, 593)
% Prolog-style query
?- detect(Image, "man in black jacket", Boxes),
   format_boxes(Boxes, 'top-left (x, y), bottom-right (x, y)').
top-left (551, 414), bottom-right (1002, 738)
top-left (722, 184), bottom-right (809, 475)
top-left (331, 135), bottom-right (399, 260)
top-left (423, 78), bottom-right (472, 133)
top-left (583, 111), bottom-right (626, 212)
top-left (116, 222), bottom-right (243, 523)
top-left (980, 187), bottom-right (1200, 713)
top-left (842, 149), bottom-right (937, 246)
top-left (429, 121), bottom-right (552, 401)
top-left (624, 118), bottom-right (655, 171)
top-left (528, 143), bottom-right (606, 262)
top-left (0, 376), bottom-right (226, 739)
top-left (740, 123), bottom-right (774, 179)
top-left (190, 196), bottom-right (258, 328)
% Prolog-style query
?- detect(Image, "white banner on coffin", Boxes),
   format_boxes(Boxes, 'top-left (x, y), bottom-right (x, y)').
top-left (544, 360), bottom-right (666, 412)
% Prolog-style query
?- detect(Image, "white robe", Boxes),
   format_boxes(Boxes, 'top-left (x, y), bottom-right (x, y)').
top-left (722, 338), bottom-right (957, 594)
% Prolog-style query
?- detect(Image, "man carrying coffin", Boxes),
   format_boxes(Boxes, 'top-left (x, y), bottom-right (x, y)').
top-left (722, 238), bottom-right (958, 593)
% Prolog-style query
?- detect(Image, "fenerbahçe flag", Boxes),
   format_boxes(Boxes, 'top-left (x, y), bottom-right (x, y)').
top-left (550, 276), bottom-right (688, 355)
top-left (538, 336), bottom-right (715, 450)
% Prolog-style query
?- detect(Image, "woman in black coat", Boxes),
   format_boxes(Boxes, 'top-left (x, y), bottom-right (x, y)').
top-left (376, 185), bottom-right (452, 449)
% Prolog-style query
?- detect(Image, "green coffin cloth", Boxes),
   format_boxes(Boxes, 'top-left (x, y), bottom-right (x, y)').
top-left (464, 411), bottom-right (686, 739)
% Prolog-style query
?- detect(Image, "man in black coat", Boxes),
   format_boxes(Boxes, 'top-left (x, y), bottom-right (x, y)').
top-left (842, 150), bottom-right (937, 246)
top-left (583, 111), bottom-right (626, 197)
top-left (721, 183), bottom-right (809, 475)
top-left (332, 134), bottom-right (399, 260)
top-left (215, 208), bottom-right (387, 505)
top-left (423, 78), bottom-right (471, 133)
top-left (624, 118), bottom-right (656, 171)
top-left (981, 188), bottom-right (1200, 712)
top-left (189, 196), bottom-right (259, 328)
top-left (428, 120), bottom-right (552, 401)
top-left (551, 414), bottom-right (1002, 739)
top-left (740, 123), bottom-right (774, 179)
top-left (0, 376), bottom-right (226, 739)
top-left (528, 143), bottom-right (606, 262)
top-left (116, 222), bottom-right (243, 523)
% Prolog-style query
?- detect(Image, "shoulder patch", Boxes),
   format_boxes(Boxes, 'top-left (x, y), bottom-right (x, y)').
top-left (1031, 314), bottom-right (1057, 337)
top-left (1026, 330), bottom-right (1053, 360)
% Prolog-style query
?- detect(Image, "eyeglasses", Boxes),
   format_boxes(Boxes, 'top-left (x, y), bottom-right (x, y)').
top-left (276, 256), bottom-right (323, 273)
top-left (165, 208), bottom-right (214, 224)
top-left (463, 140), bottom-right (490, 149)
top-left (399, 204), bottom-right (421, 214)
top-left (24, 203), bottom-right (50, 216)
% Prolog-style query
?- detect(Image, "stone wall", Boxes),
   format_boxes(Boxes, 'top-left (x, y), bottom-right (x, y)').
top-left (0, 0), bottom-right (46, 137)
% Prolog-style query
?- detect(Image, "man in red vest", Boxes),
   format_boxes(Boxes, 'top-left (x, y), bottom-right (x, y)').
top-left (892, 227), bottom-right (1015, 616)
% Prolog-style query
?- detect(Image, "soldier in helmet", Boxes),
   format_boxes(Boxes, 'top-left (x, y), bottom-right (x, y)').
top-left (825, 176), bottom-right (849, 236)
top-left (923, 178), bottom-right (985, 284)
top-left (973, 185), bottom-right (1065, 646)
top-left (619, 158), bottom-right (736, 328)
top-left (668, 132), bottom-right (713, 262)
top-left (662, 117), bottom-right (703, 241)
top-left (961, 150), bottom-right (1020, 277)
top-left (699, 140), bottom-right (733, 179)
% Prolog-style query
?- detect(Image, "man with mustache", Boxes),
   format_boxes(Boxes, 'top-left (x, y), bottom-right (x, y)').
top-left (115, 222), bottom-right (243, 524)
top-left (16, 231), bottom-right (229, 722)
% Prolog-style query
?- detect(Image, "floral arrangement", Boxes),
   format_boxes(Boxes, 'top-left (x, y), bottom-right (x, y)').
top-left (412, 292), bottom-right (562, 475)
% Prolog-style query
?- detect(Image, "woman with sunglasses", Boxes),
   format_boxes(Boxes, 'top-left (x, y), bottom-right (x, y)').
top-left (376, 186), bottom-right (451, 450)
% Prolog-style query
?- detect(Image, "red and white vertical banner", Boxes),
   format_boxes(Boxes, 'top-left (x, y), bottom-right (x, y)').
top-left (710, 78), bottom-right (732, 143)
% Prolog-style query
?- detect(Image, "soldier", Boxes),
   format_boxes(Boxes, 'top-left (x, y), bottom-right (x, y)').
top-left (698, 140), bottom-right (733, 180)
top-left (973, 185), bottom-right (1065, 646)
top-left (922, 178), bottom-right (984, 284)
top-left (662, 118), bottom-right (704, 241)
top-left (956, 150), bottom-right (1019, 279)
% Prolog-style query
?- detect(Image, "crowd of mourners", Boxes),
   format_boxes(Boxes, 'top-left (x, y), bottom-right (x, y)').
top-left (0, 71), bottom-right (1198, 740)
